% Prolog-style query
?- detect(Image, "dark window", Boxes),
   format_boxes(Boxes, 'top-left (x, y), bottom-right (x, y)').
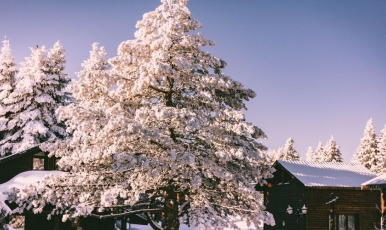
top-left (277, 167), bottom-right (290, 185)
top-left (331, 214), bottom-right (358, 230)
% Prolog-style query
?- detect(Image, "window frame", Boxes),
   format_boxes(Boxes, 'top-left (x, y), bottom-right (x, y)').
top-left (330, 213), bottom-right (359, 230)
top-left (32, 151), bottom-right (47, 170)
top-left (31, 151), bottom-right (59, 170)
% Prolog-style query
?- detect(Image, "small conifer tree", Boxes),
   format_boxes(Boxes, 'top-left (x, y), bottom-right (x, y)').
top-left (322, 135), bottom-right (343, 162)
top-left (276, 137), bottom-right (300, 160)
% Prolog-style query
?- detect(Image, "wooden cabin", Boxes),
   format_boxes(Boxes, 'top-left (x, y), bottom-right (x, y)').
top-left (0, 144), bottom-right (146, 230)
top-left (260, 160), bottom-right (381, 230)
top-left (362, 174), bottom-right (386, 229)
top-left (0, 145), bottom-right (57, 184)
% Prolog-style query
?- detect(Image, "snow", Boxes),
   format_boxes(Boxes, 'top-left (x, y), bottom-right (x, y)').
top-left (5, 225), bottom-right (16, 230)
top-left (362, 173), bottom-right (386, 188)
top-left (128, 221), bottom-right (259, 230)
top-left (277, 160), bottom-right (376, 187)
top-left (0, 170), bottom-right (63, 214)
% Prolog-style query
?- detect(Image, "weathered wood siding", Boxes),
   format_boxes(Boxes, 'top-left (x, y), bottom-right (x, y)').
top-left (306, 188), bottom-right (381, 230)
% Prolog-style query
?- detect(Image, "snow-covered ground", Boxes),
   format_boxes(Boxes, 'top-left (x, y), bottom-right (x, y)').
top-left (128, 221), bottom-right (259, 230)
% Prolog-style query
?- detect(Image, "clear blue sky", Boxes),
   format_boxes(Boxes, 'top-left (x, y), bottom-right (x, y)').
top-left (1, 0), bottom-right (385, 161)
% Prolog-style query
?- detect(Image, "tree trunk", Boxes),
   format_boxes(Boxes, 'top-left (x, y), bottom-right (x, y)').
top-left (163, 197), bottom-right (179, 230)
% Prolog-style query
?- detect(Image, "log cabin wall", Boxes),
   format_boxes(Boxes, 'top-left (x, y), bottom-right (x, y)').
top-left (264, 165), bottom-right (307, 230)
top-left (305, 188), bottom-right (381, 230)
top-left (0, 153), bottom-right (33, 184)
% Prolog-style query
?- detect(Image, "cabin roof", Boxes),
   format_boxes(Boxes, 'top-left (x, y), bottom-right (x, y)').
top-left (276, 160), bottom-right (376, 188)
top-left (0, 145), bottom-right (41, 164)
top-left (0, 139), bottom-right (55, 164)
top-left (362, 173), bottom-right (386, 189)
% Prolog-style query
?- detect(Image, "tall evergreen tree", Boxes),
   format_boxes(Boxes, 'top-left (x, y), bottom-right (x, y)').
top-left (277, 137), bottom-right (300, 160)
top-left (353, 118), bottom-right (379, 172)
top-left (0, 39), bottom-right (17, 139)
top-left (52, 42), bottom-right (114, 169)
top-left (14, 1), bottom-right (275, 229)
top-left (373, 125), bottom-right (386, 174)
top-left (322, 135), bottom-right (343, 162)
top-left (0, 41), bottom-right (70, 156)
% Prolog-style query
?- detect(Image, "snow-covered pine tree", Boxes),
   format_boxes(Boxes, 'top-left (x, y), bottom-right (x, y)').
top-left (321, 135), bottom-right (343, 162)
top-left (0, 41), bottom-right (70, 156)
top-left (373, 125), bottom-right (386, 174)
top-left (0, 39), bottom-right (17, 140)
top-left (306, 146), bottom-right (315, 161)
top-left (353, 118), bottom-right (379, 172)
top-left (48, 42), bottom-right (114, 170)
top-left (276, 137), bottom-right (300, 161)
top-left (13, 1), bottom-right (275, 229)
top-left (45, 41), bottom-right (73, 107)
top-left (314, 141), bottom-right (323, 162)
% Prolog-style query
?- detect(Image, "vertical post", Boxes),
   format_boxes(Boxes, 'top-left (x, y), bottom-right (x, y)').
top-left (382, 189), bottom-right (386, 230)
top-left (329, 193), bottom-right (335, 230)
top-left (120, 216), bottom-right (126, 230)
top-left (54, 216), bottom-right (60, 230)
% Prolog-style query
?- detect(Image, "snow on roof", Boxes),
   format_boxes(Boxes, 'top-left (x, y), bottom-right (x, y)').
top-left (277, 160), bottom-right (376, 188)
top-left (362, 173), bottom-right (386, 188)
top-left (0, 170), bottom-right (63, 215)
top-left (0, 145), bottom-right (39, 162)
top-left (0, 139), bottom-right (55, 161)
